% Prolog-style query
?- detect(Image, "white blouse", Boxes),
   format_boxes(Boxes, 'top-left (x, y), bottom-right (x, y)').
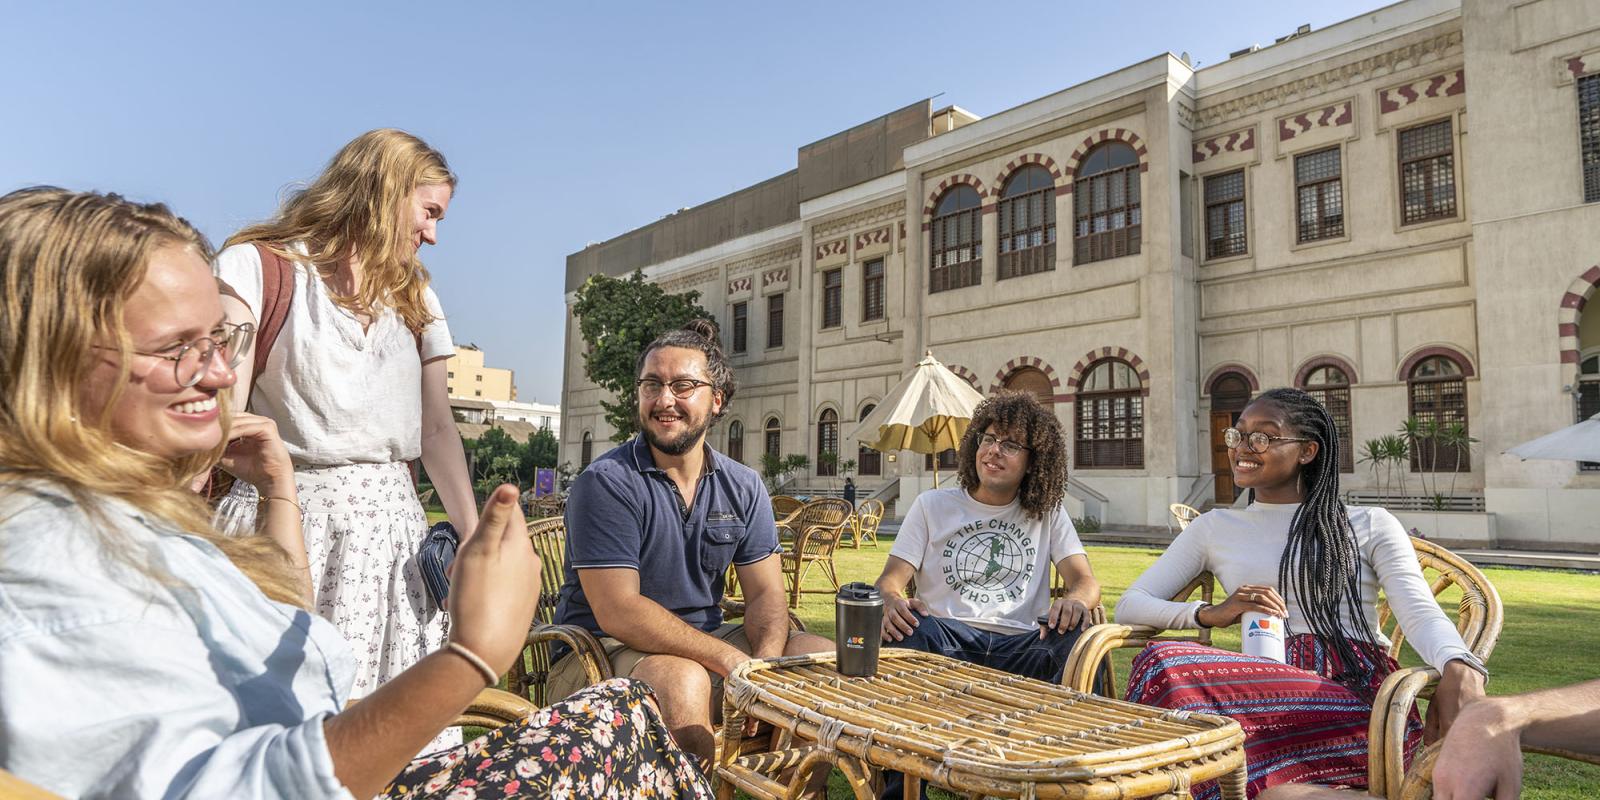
top-left (1115, 502), bottom-right (1478, 673)
top-left (215, 243), bottom-right (454, 467)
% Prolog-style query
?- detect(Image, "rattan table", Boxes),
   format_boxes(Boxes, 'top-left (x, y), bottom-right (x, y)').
top-left (715, 650), bottom-right (1246, 800)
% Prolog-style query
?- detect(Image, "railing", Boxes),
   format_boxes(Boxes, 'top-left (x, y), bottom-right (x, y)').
top-left (1345, 492), bottom-right (1486, 512)
top-left (1180, 474), bottom-right (1213, 510)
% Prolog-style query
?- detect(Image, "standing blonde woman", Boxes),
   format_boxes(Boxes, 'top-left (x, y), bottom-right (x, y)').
top-left (0, 187), bottom-right (712, 799)
top-left (214, 129), bottom-right (477, 700)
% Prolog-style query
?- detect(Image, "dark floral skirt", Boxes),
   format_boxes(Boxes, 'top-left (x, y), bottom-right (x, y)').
top-left (385, 678), bottom-right (713, 799)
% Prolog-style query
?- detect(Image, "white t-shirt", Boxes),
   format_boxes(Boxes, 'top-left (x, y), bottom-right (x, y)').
top-left (214, 243), bottom-right (454, 467)
top-left (889, 487), bottom-right (1087, 634)
top-left (1115, 502), bottom-right (1476, 672)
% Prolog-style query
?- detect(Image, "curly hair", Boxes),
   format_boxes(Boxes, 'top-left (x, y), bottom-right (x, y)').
top-left (955, 390), bottom-right (1069, 519)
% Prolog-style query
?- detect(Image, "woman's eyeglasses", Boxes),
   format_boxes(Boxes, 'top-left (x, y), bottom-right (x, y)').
top-left (97, 321), bottom-right (256, 388)
top-left (1222, 427), bottom-right (1313, 454)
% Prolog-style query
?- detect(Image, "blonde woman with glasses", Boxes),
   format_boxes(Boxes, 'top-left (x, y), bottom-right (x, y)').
top-left (0, 187), bottom-right (712, 799)
top-left (212, 129), bottom-right (477, 717)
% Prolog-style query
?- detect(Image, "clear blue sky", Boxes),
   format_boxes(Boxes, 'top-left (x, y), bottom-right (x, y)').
top-left (2, 0), bottom-right (1385, 402)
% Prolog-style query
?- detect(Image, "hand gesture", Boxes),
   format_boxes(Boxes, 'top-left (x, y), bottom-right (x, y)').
top-left (881, 593), bottom-right (929, 642)
top-left (1039, 597), bottom-right (1092, 639)
top-left (1201, 584), bottom-right (1288, 629)
top-left (1432, 695), bottom-right (1520, 800)
top-left (217, 413), bottom-right (296, 496)
top-left (1426, 659), bottom-right (1487, 743)
top-left (446, 485), bottom-right (542, 677)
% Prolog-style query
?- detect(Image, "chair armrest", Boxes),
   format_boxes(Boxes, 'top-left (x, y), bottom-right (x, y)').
top-left (456, 687), bottom-right (542, 729)
top-left (1368, 665), bottom-right (1440, 799)
top-left (507, 622), bottom-right (614, 701)
top-left (1059, 622), bottom-right (1167, 694)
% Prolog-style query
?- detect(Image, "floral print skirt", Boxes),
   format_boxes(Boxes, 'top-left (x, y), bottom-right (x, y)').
top-left (385, 679), bottom-right (713, 799)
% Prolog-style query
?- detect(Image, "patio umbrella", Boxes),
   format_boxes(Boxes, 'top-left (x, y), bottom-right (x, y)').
top-left (1504, 412), bottom-right (1600, 462)
top-left (846, 351), bottom-right (986, 487)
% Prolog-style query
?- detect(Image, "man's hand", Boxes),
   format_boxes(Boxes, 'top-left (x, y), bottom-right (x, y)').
top-left (1040, 596), bottom-right (1091, 639)
top-left (1426, 659), bottom-right (1487, 743)
top-left (881, 593), bottom-right (929, 642)
top-left (1432, 696), bottom-right (1522, 800)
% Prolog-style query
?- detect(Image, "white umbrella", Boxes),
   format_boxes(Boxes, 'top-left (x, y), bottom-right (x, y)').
top-left (1504, 413), bottom-right (1600, 462)
top-left (846, 352), bottom-right (986, 487)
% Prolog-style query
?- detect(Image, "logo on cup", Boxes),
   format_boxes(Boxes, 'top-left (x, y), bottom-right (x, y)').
top-left (845, 635), bottom-right (866, 649)
top-left (1250, 618), bottom-right (1273, 633)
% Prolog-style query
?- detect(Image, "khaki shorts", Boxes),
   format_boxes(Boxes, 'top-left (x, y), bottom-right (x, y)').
top-left (546, 622), bottom-right (796, 709)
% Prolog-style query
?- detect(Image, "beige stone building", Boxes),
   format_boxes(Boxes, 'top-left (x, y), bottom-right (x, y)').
top-left (446, 344), bottom-right (517, 402)
top-left (562, 0), bottom-right (1600, 550)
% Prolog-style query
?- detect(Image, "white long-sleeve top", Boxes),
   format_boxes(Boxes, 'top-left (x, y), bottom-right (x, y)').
top-left (1115, 502), bottom-right (1477, 673)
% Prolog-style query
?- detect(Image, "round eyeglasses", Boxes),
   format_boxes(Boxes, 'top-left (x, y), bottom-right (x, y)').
top-left (98, 322), bottom-right (256, 388)
top-left (1222, 427), bottom-right (1313, 454)
top-left (977, 432), bottom-right (1031, 458)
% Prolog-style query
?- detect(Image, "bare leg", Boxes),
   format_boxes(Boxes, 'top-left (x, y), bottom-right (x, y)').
top-left (629, 654), bottom-right (716, 764)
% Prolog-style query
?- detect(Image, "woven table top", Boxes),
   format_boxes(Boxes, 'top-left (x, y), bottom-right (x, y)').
top-left (723, 649), bottom-right (1244, 787)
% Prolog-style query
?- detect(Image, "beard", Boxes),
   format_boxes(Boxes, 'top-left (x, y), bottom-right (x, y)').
top-left (641, 409), bottom-right (714, 456)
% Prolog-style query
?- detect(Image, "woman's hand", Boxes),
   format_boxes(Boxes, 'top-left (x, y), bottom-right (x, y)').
top-left (217, 413), bottom-right (297, 497)
top-left (446, 485), bottom-right (541, 676)
top-left (1198, 584), bottom-right (1289, 628)
top-left (1426, 658), bottom-right (1488, 743)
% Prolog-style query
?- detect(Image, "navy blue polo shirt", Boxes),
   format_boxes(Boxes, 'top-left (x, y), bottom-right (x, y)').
top-left (553, 436), bottom-right (780, 638)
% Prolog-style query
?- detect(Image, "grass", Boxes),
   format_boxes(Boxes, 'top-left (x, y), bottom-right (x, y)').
top-left (452, 502), bottom-right (1600, 798)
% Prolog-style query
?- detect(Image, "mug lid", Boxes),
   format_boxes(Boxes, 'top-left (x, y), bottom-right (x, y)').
top-left (837, 581), bottom-right (881, 602)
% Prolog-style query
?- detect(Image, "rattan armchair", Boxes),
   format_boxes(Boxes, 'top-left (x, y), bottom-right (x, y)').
top-left (505, 516), bottom-right (613, 707)
top-left (776, 498), bottom-right (854, 608)
top-left (1061, 536), bottom-right (1502, 800)
top-left (1169, 502), bottom-right (1201, 530)
top-left (770, 494), bottom-right (804, 524)
top-left (844, 498), bottom-right (884, 548)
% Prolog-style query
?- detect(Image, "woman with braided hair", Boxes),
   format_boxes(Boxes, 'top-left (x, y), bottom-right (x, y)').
top-left (1115, 387), bottom-right (1487, 798)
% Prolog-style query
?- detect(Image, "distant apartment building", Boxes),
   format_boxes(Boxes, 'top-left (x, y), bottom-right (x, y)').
top-left (446, 344), bottom-right (516, 402)
top-left (449, 397), bottom-right (561, 444)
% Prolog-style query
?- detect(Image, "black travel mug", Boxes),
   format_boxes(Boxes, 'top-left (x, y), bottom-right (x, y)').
top-left (834, 582), bottom-right (884, 677)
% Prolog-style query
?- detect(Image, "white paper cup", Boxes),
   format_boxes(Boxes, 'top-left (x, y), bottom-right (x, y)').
top-left (1241, 611), bottom-right (1287, 663)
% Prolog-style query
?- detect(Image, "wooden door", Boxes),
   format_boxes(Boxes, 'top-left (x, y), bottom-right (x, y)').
top-left (1210, 411), bottom-right (1237, 504)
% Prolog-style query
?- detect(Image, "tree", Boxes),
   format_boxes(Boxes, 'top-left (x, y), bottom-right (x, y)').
top-left (466, 427), bottom-right (531, 498)
top-left (572, 270), bottom-right (713, 442)
top-left (526, 427), bottom-right (559, 472)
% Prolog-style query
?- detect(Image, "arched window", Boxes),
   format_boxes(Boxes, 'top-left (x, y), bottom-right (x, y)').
top-left (764, 416), bottom-right (782, 460)
top-left (1075, 358), bottom-right (1144, 468)
top-left (1073, 142), bottom-right (1141, 265)
top-left (727, 420), bottom-right (744, 464)
top-left (1003, 366), bottom-right (1055, 410)
top-left (580, 431), bottom-right (594, 469)
top-left (929, 185), bottom-right (982, 293)
top-left (857, 403), bottom-right (881, 476)
top-left (1301, 365), bottom-right (1354, 473)
top-left (817, 408), bottom-right (839, 476)
top-left (998, 165), bottom-right (1056, 279)
top-left (1209, 372), bottom-right (1252, 413)
top-left (1579, 353), bottom-right (1600, 471)
top-left (1407, 355), bottom-right (1469, 473)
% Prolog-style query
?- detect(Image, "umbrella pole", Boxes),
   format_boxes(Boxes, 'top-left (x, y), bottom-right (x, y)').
top-left (932, 461), bottom-right (939, 489)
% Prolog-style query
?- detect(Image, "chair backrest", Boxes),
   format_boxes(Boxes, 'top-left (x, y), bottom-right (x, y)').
top-left (857, 499), bottom-right (885, 535)
top-left (771, 495), bottom-right (805, 520)
top-left (527, 516), bottom-right (570, 626)
top-left (790, 498), bottom-right (854, 532)
top-left (1169, 503), bottom-right (1201, 531)
top-left (1376, 537), bottom-right (1503, 662)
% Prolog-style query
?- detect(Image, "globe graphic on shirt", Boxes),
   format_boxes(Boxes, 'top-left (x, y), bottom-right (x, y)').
top-left (953, 532), bottom-right (1026, 591)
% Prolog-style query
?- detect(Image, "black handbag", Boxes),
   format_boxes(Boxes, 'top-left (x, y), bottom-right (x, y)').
top-left (418, 520), bottom-right (459, 608)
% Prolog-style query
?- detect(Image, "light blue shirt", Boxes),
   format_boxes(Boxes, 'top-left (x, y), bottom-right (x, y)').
top-left (0, 483), bottom-right (356, 799)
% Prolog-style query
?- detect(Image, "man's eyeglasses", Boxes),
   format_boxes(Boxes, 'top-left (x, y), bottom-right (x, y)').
top-left (636, 378), bottom-right (714, 400)
top-left (97, 321), bottom-right (255, 388)
top-left (1222, 427), bottom-right (1313, 454)
top-left (977, 432), bottom-right (1031, 458)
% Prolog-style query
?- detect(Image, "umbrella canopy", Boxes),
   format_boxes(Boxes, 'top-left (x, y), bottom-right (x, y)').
top-left (846, 352), bottom-right (985, 485)
top-left (1504, 412), bottom-right (1600, 462)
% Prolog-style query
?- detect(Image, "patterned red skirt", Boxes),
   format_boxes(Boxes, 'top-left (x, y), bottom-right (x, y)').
top-left (1125, 635), bottom-right (1423, 799)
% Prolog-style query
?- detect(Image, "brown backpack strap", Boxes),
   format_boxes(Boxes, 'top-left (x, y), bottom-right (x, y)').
top-left (251, 243), bottom-right (296, 381)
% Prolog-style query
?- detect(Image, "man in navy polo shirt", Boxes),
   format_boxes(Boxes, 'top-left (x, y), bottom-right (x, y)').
top-left (549, 320), bottom-right (831, 764)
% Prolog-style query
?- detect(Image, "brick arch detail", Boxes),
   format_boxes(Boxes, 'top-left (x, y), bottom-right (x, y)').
top-left (1397, 345), bottom-right (1477, 382)
top-left (945, 364), bottom-right (982, 391)
top-left (994, 153), bottom-right (1064, 196)
top-left (1062, 347), bottom-right (1152, 400)
top-left (1558, 263), bottom-right (1600, 384)
top-left (1061, 129), bottom-right (1151, 195)
top-left (988, 357), bottom-right (1068, 403)
top-left (1203, 364), bottom-right (1261, 395)
top-left (921, 174), bottom-right (992, 227)
top-left (1294, 354), bottom-right (1360, 387)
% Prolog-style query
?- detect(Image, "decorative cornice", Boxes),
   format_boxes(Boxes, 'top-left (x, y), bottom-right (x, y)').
top-left (727, 244), bottom-right (801, 277)
top-left (1195, 28), bottom-right (1462, 130)
top-left (657, 266), bottom-right (720, 294)
top-left (1378, 68), bottom-right (1464, 114)
top-left (811, 200), bottom-right (906, 240)
top-left (1193, 126), bottom-right (1256, 164)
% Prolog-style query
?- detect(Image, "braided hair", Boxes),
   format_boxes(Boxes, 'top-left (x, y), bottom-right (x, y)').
top-left (1253, 387), bottom-right (1381, 689)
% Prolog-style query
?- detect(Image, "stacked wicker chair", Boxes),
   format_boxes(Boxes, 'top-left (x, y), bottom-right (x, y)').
top-left (844, 498), bottom-right (883, 548)
top-left (1061, 536), bottom-right (1502, 800)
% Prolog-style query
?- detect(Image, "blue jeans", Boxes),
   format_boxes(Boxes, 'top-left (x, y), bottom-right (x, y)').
top-left (879, 613), bottom-right (1105, 799)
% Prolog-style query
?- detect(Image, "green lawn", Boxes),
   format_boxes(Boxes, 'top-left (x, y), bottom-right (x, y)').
top-left (794, 539), bottom-right (1600, 799)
